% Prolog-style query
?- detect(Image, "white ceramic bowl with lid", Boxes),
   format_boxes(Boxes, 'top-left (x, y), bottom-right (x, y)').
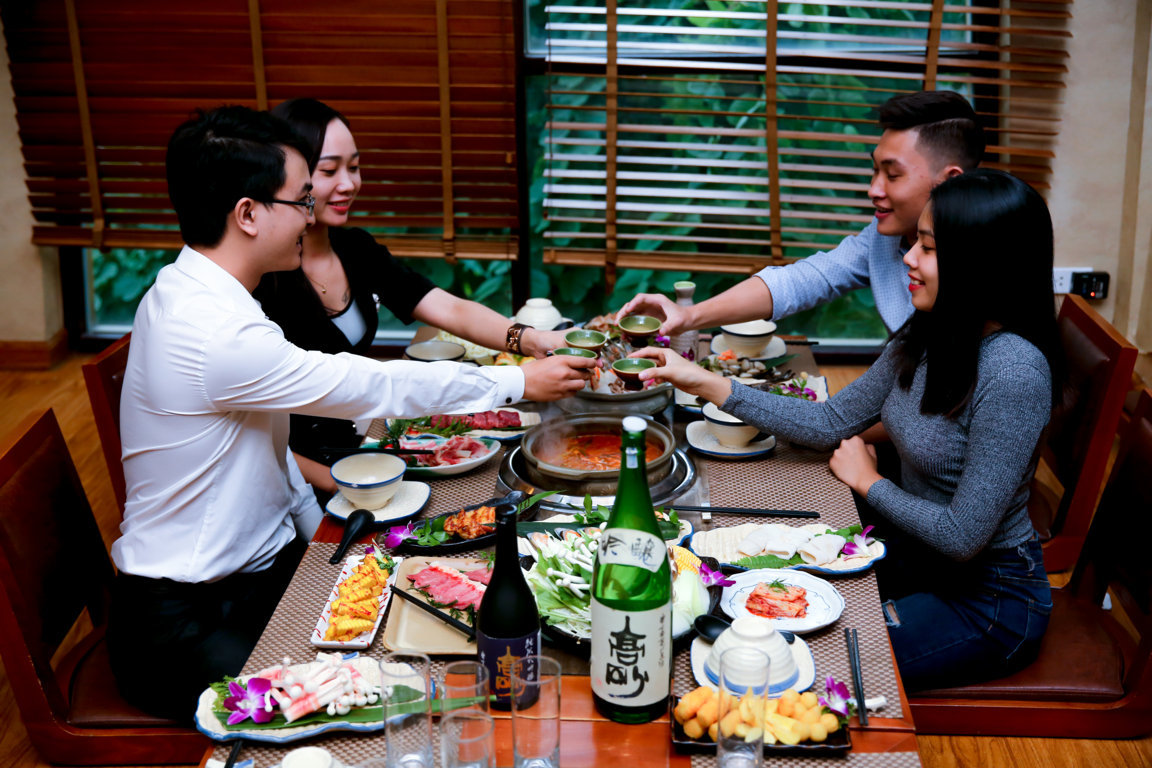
top-left (719, 319), bottom-right (777, 359)
top-left (703, 615), bottom-right (798, 695)
top-left (701, 402), bottom-right (759, 448)
top-left (515, 298), bottom-right (564, 330)
top-left (330, 452), bottom-right (407, 509)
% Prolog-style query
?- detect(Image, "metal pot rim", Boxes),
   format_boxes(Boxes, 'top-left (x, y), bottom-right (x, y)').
top-left (521, 414), bottom-right (675, 481)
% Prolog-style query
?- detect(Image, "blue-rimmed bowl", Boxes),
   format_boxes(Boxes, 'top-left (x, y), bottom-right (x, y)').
top-left (330, 452), bottom-right (406, 509)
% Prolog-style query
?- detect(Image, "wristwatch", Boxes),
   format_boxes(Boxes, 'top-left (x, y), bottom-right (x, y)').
top-left (505, 323), bottom-right (529, 355)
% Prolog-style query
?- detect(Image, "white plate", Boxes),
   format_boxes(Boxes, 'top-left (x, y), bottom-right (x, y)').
top-left (194, 655), bottom-right (384, 743)
top-left (689, 635), bottom-right (816, 696)
top-left (719, 569), bottom-right (845, 634)
top-left (325, 481), bottom-right (430, 522)
top-left (402, 437), bottom-right (501, 476)
top-left (311, 554), bottom-right (401, 650)
top-left (711, 334), bottom-right (788, 359)
top-left (685, 421), bottom-right (776, 459)
top-left (388, 409), bottom-right (538, 444)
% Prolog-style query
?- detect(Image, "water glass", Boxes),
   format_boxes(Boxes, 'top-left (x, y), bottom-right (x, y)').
top-left (716, 646), bottom-right (771, 768)
top-left (440, 709), bottom-right (496, 768)
top-left (380, 652), bottom-right (433, 768)
top-left (441, 660), bottom-right (491, 714)
top-left (510, 655), bottom-right (561, 768)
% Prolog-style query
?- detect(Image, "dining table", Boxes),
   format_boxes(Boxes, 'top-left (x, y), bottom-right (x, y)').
top-left (201, 337), bottom-right (922, 768)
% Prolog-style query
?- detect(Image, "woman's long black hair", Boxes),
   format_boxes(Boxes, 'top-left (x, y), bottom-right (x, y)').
top-left (896, 169), bottom-right (1065, 416)
top-left (270, 98), bottom-right (351, 170)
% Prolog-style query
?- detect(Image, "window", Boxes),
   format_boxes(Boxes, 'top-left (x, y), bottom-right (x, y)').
top-left (528, 0), bottom-right (1071, 342)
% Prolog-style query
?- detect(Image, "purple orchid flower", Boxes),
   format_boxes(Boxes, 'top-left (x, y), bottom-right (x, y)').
top-left (223, 676), bottom-right (276, 725)
top-left (699, 562), bottom-right (735, 588)
top-left (382, 522), bottom-right (417, 548)
top-left (841, 525), bottom-right (875, 558)
top-left (818, 674), bottom-right (851, 719)
top-left (655, 334), bottom-right (671, 347)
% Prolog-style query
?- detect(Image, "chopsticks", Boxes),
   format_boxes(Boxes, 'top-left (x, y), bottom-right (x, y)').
top-left (845, 628), bottom-right (868, 726)
top-left (671, 505), bottom-right (819, 519)
top-left (391, 586), bottom-right (477, 640)
top-left (222, 740), bottom-right (243, 768)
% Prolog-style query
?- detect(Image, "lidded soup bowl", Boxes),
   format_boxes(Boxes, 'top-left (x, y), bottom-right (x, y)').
top-left (704, 615), bottom-right (798, 695)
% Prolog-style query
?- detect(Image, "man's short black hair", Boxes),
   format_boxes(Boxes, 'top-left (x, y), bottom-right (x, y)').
top-left (877, 90), bottom-right (985, 171)
top-left (166, 105), bottom-right (313, 248)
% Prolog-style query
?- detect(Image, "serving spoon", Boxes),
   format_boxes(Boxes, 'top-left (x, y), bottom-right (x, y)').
top-left (330, 508), bottom-right (375, 564)
top-left (694, 613), bottom-right (795, 645)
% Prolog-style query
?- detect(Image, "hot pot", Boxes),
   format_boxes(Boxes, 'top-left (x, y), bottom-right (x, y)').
top-left (519, 414), bottom-right (677, 492)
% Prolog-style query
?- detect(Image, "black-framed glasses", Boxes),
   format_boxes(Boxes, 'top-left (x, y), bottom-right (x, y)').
top-left (268, 192), bottom-right (315, 217)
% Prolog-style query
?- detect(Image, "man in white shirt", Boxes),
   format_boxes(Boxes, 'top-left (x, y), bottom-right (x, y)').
top-left (106, 106), bottom-right (593, 719)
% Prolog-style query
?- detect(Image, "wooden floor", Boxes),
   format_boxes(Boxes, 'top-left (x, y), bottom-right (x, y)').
top-left (1, 353), bottom-right (1151, 768)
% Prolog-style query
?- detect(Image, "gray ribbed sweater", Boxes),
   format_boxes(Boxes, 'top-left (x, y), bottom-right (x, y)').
top-left (723, 333), bottom-right (1051, 561)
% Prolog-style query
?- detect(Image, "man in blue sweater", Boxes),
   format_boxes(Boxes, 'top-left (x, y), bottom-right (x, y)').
top-left (619, 90), bottom-right (985, 336)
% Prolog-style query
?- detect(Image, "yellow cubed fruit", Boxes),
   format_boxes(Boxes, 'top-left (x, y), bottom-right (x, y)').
top-left (820, 712), bottom-right (841, 734)
top-left (809, 723), bottom-right (828, 743)
top-left (743, 725), bottom-right (763, 743)
top-left (682, 717), bottom-right (705, 740)
top-left (776, 698), bottom-right (794, 718)
top-left (800, 705), bottom-right (822, 724)
top-left (733, 721), bottom-right (750, 739)
top-left (793, 722), bottom-right (811, 741)
top-left (695, 697), bottom-right (719, 727)
top-left (707, 722), bottom-right (719, 742)
top-left (719, 710), bottom-right (742, 739)
top-left (764, 698), bottom-right (779, 716)
top-left (780, 688), bottom-right (800, 705)
top-left (799, 691), bottom-right (819, 710)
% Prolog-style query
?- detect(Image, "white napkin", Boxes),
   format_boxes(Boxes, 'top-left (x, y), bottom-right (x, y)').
top-left (798, 533), bottom-right (846, 565)
top-left (737, 523), bottom-right (813, 559)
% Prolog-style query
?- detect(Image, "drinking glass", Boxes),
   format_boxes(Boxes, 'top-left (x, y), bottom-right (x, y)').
top-left (716, 646), bottom-right (771, 768)
top-left (510, 655), bottom-right (561, 768)
top-left (380, 652), bottom-right (433, 768)
top-left (441, 660), bottom-right (491, 714)
top-left (440, 709), bottom-right (496, 768)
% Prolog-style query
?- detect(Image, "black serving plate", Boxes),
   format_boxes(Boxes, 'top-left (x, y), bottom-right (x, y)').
top-left (387, 491), bottom-right (536, 554)
top-left (670, 694), bottom-right (852, 756)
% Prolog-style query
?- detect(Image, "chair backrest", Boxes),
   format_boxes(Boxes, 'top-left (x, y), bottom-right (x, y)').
top-left (1034, 295), bottom-right (1136, 571)
top-left (0, 409), bottom-right (116, 724)
top-left (1068, 387), bottom-right (1152, 689)
top-left (81, 332), bottom-right (130, 512)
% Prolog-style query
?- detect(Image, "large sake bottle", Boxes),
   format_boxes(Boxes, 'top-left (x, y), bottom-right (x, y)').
top-left (589, 416), bottom-right (672, 723)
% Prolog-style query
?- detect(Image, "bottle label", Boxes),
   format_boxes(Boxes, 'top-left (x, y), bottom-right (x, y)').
top-left (476, 630), bottom-right (540, 707)
top-left (597, 527), bottom-right (665, 573)
top-left (625, 446), bottom-right (638, 470)
top-left (590, 600), bottom-right (671, 707)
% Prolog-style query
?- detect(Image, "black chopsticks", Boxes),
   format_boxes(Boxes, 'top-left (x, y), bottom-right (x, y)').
top-left (845, 628), bottom-right (868, 726)
top-left (222, 740), bottom-right (243, 768)
top-left (671, 505), bottom-right (819, 519)
top-left (391, 586), bottom-right (476, 640)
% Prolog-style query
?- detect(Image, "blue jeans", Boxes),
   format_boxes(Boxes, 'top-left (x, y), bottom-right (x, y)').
top-left (878, 535), bottom-right (1052, 692)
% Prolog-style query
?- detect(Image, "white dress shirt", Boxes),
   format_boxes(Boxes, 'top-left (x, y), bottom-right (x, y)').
top-left (112, 246), bottom-right (524, 583)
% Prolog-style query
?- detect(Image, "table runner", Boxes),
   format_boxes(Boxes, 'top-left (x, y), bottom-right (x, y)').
top-left (690, 751), bottom-right (922, 768)
top-left (210, 406), bottom-right (908, 764)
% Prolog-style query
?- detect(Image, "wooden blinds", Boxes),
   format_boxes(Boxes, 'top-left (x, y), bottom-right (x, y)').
top-left (3, 0), bottom-right (519, 260)
top-left (540, 0), bottom-right (1072, 276)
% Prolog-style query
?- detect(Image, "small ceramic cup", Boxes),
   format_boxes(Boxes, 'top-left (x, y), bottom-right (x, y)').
top-left (563, 328), bottom-right (608, 356)
top-left (719, 319), bottom-right (777, 359)
top-left (701, 402), bottom-right (759, 448)
top-left (552, 347), bottom-right (597, 360)
top-left (611, 358), bottom-right (656, 391)
top-left (617, 314), bottom-right (661, 348)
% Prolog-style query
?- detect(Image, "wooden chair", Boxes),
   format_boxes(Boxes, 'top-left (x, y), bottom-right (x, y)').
top-left (1030, 295), bottom-right (1136, 572)
top-left (910, 388), bottom-right (1152, 737)
top-left (0, 409), bottom-right (209, 764)
top-left (81, 332), bottom-right (130, 513)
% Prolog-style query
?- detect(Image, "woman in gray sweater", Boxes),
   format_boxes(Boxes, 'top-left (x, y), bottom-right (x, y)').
top-left (636, 169), bottom-right (1064, 690)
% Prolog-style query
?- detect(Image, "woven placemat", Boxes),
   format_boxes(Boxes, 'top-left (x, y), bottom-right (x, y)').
top-left (689, 750), bottom-right (922, 768)
top-left (682, 443), bottom-right (905, 721)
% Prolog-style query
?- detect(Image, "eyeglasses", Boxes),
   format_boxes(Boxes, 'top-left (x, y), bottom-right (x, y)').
top-left (268, 193), bottom-right (315, 217)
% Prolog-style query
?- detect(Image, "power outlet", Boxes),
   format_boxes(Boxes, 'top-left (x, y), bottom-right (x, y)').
top-left (1053, 267), bottom-right (1091, 294)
